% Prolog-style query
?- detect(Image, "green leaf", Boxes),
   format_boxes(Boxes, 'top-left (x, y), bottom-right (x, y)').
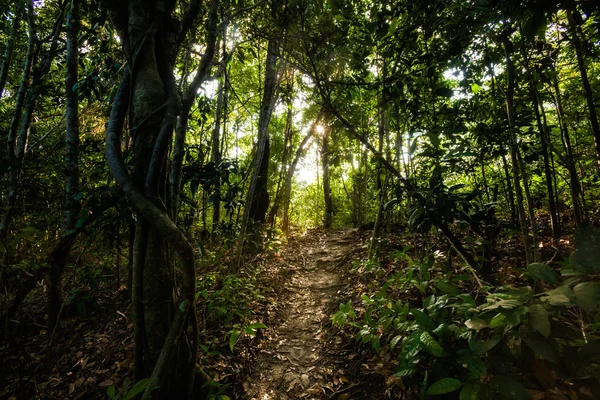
top-left (247, 322), bottom-right (268, 330)
top-left (469, 335), bottom-right (501, 355)
top-left (411, 309), bottom-right (436, 332)
top-left (528, 303), bottom-right (550, 337)
top-left (489, 375), bottom-right (531, 399)
top-left (434, 281), bottom-right (459, 295)
top-left (122, 378), bottom-right (152, 400)
top-left (527, 263), bottom-right (557, 284)
top-left (390, 334), bottom-right (403, 350)
top-left (465, 317), bottom-right (488, 330)
top-left (571, 223), bottom-right (600, 274)
top-left (420, 332), bottom-right (448, 357)
top-left (228, 330), bottom-right (241, 351)
top-left (426, 378), bottom-right (462, 395)
top-left (573, 282), bottom-right (600, 313)
top-left (106, 385), bottom-right (116, 399)
top-left (523, 331), bottom-right (559, 364)
top-left (467, 357), bottom-right (487, 380)
top-left (541, 294), bottom-right (571, 307)
top-left (460, 383), bottom-right (482, 400)
top-left (489, 313), bottom-right (507, 327)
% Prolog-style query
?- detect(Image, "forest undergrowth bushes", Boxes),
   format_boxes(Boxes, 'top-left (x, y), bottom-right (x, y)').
top-left (333, 223), bottom-right (600, 399)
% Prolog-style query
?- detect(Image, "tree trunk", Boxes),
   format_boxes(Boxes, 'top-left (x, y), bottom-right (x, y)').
top-left (267, 95), bottom-right (294, 228)
top-left (521, 50), bottom-right (560, 237)
top-left (235, 17), bottom-right (279, 269)
top-left (0, 0), bottom-right (35, 241)
top-left (48, 0), bottom-right (81, 330)
top-left (552, 76), bottom-right (584, 224)
top-left (281, 110), bottom-right (324, 234)
top-left (211, 74), bottom-right (224, 229)
top-left (0, 2), bottom-right (22, 98)
top-left (566, 6), bottom-right (600, 173)
top-left (502, 35), bottom-right (534, 264)
top-left (105, 1), bottom-right (218, 397)
top-left (321, 127), bottom-right (333, 229)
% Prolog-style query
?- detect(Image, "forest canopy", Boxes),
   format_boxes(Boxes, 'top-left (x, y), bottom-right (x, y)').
top-left (1, 0), bottom-right (600, 398)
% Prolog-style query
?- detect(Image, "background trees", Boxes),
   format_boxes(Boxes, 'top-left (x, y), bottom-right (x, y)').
top-left (1, 0), bottom-right (599, 398)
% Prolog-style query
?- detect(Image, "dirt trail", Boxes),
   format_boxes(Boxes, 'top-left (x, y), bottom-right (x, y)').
top-left (244, 229), bottom-right (366, 399)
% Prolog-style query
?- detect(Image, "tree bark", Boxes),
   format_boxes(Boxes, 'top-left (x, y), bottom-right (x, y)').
top-left (211, 21), bottom-right (228, 231)
top-left (104, 1), bottom-right (219, 396)
top-left (502, 35), bottom-right (534, 264)
top-left (235, 19), bottom-right (280, 269)
top-left (321, 126), bottom-right (333, 229)
top-left (552, 75), bottom-right (584, 224)
top-left (0, 2), bottom-right (22, 98)
top-left (48, 0), bottom-right (81, 330)
top-left (566, 6), bottom-right (600, 174)
top-left (520, 38), bottom-right (560, 237)
top-left (1, 0), bottom-right (35, 241)
top-left (267, 95), bottom-right (294, 228)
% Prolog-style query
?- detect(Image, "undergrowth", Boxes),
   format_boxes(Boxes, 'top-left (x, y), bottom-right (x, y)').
top-left (333, 224), bottom-right (600, 399)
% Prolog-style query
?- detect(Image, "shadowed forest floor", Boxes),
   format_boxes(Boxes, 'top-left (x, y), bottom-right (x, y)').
top-left (0, 226), bottom-right (580, 399)
top-left (243, 229), bottom-right (387, 399)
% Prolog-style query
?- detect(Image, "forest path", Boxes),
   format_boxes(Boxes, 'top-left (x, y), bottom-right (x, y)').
top-left (244, 229), bottom-right (368, 400)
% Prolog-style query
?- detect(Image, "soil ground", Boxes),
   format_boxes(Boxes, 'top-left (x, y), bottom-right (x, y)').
top-left (241, 229), bottom-right (389, 400)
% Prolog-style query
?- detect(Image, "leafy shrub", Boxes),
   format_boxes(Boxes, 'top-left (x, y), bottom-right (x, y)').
top-left (333, 230), bottom-right (600, 399)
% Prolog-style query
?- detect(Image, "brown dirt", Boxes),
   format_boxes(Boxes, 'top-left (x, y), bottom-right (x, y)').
top-left (241, 229), bottom-right (387, 400)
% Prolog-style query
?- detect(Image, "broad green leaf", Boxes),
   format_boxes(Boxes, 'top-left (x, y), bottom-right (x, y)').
top-left (229, 330), bottom-right (241, 351)
top-left (479, 299), bottom-right (522, 311)
top-left (122, 378), bottom-right (152, 400)
top-left (489, 313), bottom-right (507, 327)
top-left (528, 303), bottom-right (550, 337)
top-left (467, 357), bottom-right (487, 379)
top-left (434, 281), bottom-right (459, 295)
top-left (106, 385), bottom-right (116, 399)
top-left (410, 309), bottom-right (436, 332)
top-left (541, 294), bottom-right (571, 307)
top-left (527, 263), bottom-right (557, 284)
top-left (490, 375), bottom-right (531, 399)
top-left (390, 334), bottom-right (403, 350)
top-left (247, 322), bottom-right (267, 330)
top-left (469, 335), bottom-right (501, 355)
top-left (426, 378), bottom-right (462, 395)
top-left (394, 368), bottom-right (416, 377)
top-left (420, 332), bottom-right (448, 357)
top-left (523, 332), bottom-right (559, 364)
top-left (460, 383), bottom-right (482, 400)
top-left (573, 282), bottom-right (600, 313)
top-left (371, 335), bottom-right (381, 352)
top-left (465, 317), bottom-right (488, 330)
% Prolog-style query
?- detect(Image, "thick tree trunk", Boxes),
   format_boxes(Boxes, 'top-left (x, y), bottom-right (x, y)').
top-left (0, 2), bottom-right (22, 98)
top-left (105, 1), bottom-right (218, 397)
top-left (48, 0), bottom-right (81, 330)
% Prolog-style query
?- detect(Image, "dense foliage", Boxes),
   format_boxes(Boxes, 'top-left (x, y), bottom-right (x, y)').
top-left (0, 0), bottom-right (599, 398)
